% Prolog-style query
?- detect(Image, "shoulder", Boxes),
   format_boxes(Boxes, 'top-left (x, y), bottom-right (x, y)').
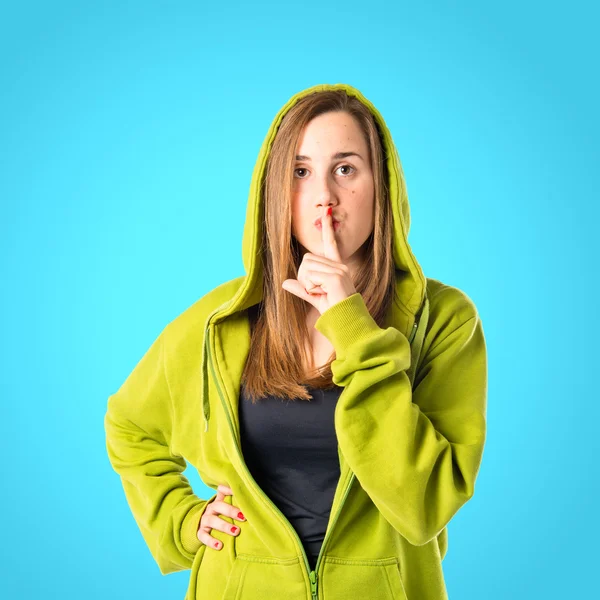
top-left (426, 277), bottom-right (479, 323)
top-left (162, 275), bottom-right (245, 351)
top-left (424, 276), bottom-right (482, 349)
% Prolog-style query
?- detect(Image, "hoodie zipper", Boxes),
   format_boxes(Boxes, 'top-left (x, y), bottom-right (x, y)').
top-left (205, 322), bottom-right (355, 600)
top-left (408, 320), bottom-right (418, 344)
top-left (311, 470), bottom-right (355, 598)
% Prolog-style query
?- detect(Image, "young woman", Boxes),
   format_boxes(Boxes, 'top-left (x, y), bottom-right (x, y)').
top-left (105, 82), bottom-right (487, 600)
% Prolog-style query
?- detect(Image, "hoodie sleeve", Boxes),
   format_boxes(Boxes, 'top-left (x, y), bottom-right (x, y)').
top-left (104, 329), bottom-right (218, 574)
top-left (314, 292), bottom-right (487, 547)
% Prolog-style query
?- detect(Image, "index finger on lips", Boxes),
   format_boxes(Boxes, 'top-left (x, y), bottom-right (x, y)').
top-left (321, 206), bottom-right (341, 262)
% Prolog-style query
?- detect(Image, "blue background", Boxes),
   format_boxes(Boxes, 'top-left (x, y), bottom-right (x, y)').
top-left (1, 1), bottom-right (597, 598)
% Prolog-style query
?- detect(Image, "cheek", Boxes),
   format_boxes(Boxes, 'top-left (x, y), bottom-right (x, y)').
top-left (290, 201), bottom-right (311, 239)
top-left (357, 178), bottom-right (375, 202)
top-left (352, 196), bottom-right (375, 236)
top-left (291, 193), bottom-right (314, 221)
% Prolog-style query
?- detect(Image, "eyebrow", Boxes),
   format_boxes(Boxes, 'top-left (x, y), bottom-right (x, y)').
top-left (295, 151), bottom-right (364, 162)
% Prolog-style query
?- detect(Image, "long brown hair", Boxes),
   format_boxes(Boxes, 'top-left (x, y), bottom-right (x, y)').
top-left (241, 89), bottom-right (397, 402)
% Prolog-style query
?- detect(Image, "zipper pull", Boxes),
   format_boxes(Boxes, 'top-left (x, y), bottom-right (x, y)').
top-left (309, 570), bottom-right (318, 599)
top-left (408, 320), bottom-right (418, 344)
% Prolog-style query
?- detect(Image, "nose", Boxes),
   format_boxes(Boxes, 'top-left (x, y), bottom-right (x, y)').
top-left (315, 184), bottom-right (339, 213)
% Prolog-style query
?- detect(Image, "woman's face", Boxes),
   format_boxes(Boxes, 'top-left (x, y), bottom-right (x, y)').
top-left (291, 111), bottom-right (375, 277)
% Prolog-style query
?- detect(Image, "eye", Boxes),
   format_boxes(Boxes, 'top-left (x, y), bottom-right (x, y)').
top-left (293, 164), bottom-right (356, 179)
top-left (336, 164), bottom-right (356, 176)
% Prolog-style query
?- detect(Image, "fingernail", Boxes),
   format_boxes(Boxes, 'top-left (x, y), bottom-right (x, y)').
top-left (238, 512), bottom-right (245, 520)
top-left (231, 526), bottom-right (238, 533)
top-left (327, 207), bottom-right (332, 217)
top-left (214, 541), bottom-right (220, 548)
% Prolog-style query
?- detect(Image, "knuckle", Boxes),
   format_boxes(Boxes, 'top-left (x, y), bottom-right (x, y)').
top-left (214, 515), bottom-right (231, 533)
top-left (204, 514), bottom-right (218, 529)
top-left (198, 527), bottom-right (223, 550)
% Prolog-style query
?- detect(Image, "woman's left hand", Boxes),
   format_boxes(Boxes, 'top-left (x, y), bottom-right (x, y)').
top-left (281, 206), bottom-right (357, 315)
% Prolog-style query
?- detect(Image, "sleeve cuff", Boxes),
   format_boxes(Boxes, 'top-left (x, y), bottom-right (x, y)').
top-left (314, 293), bottom-right (381, 356)
top-left (180, 492), bottom-right (218, 555)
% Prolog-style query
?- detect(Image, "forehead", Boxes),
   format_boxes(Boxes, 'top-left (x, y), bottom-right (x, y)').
top-left (296, 111), bottom-right (367, 157)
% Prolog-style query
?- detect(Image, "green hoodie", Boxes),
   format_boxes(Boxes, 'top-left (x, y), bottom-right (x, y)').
top-left (105, 82), bottom-right (487, 600)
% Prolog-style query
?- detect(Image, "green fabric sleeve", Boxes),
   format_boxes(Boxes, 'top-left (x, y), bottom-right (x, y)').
top-left (104, 331), bottom-right (211, 575)
top-left (314, 292), bottom-right (487, 547)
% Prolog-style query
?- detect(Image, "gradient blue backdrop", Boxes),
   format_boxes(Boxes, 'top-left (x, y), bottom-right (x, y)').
top-left (1, 1), bottom-right (597, 598)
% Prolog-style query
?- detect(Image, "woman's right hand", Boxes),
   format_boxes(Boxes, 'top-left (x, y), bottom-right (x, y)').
top-left (196, 483), bottom-right (247, 550)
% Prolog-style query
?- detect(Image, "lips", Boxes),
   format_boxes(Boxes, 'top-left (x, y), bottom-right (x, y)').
top-left (314, 216), bottom-right (340, 227)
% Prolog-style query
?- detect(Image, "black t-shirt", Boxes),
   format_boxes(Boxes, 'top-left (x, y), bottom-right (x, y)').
top-left (239, 383), bottom-right (343, 571)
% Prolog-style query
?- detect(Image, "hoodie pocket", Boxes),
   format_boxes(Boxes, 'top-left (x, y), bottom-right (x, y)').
top-left (221, 556), bottom-right (247, 600)
top-left (320, 556), bottom-right (408, 600)
top-left (221, 553), bottom-right (308, 600)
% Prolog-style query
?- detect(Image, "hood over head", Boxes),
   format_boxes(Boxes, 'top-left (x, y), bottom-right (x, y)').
top-left (217, 82), bottom-right (426, 319)
top-left (200, 83), bottom-right (427, 431)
